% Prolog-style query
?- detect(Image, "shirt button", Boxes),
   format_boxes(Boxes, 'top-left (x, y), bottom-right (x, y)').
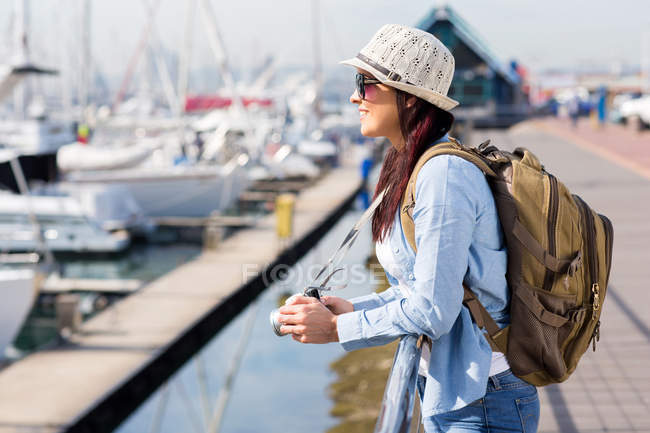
top-left (394, 248), bottom-right (400, 254)
top-left (408, 273), bottom-right (414, 280)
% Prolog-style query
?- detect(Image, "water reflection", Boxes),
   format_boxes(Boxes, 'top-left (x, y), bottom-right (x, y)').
top-left (326, 254), bottom-right (396, 433)
top-left (115, 207), bottom-right (376, 433)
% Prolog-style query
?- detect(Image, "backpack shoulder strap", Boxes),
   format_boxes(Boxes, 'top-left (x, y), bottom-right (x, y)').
top-left (400, 140), bottom-right (496, 253)
top-left (463, 285), bottom-right (508, 353)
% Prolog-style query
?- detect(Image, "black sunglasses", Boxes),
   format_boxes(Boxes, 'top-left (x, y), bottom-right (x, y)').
top-left (355, 73), bottom-right (381, 99)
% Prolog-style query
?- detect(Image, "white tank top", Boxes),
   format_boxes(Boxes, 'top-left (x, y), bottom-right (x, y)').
top-left (375, 240), bottom-right (510, 377)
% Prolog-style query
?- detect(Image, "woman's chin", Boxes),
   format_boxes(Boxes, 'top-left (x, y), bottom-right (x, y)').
top-left (360, 123), bottom-right (380, 138)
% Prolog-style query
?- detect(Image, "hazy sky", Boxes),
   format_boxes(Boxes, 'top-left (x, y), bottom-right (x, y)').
top-left (2, 0), bottom-right (650, 79)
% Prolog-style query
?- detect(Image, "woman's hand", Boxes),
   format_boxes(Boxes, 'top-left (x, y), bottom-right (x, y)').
top-left (278, 295), bottom-right (339, 344)
top-left (321, 296), bottom-right (354, 315)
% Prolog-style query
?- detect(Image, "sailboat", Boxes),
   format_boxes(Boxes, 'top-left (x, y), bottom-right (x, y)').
top-left (56, 0), bottom-right (256, 218)
top-left (0, 267), bottom-right (36, 359)
top-left (63, 152), bottom-right (250, 218)
top-left (0, 0), bottom-right (76, 164)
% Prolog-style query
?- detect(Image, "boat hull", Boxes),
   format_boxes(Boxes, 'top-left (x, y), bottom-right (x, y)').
top-left (66, 165), bottom-right (251, 218)
top-left (0, 269), bottom-right (36, 359)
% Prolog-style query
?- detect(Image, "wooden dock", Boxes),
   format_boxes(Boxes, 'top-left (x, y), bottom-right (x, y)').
top-left (40, 274), bottom-right (142, 295)
top-left (0, 163), bottom-right (363, 433)
top-left (152, 214), bottom-right (259, 228)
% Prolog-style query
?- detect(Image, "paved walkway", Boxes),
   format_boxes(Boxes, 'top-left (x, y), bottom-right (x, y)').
top-left (473, 120), bottom-right (650, 433)
top-left (533, 117), bottom-right (650, 180)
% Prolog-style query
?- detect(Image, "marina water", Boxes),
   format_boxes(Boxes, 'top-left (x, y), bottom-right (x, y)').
top-left (102, 205), bottom-right (377, 433)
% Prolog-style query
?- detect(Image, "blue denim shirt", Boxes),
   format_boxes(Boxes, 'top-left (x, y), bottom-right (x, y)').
top-left (336, 137), bottom-right (510, 417)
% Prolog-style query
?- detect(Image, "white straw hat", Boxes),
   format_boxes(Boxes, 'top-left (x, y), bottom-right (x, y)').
top-left (341, 24), bottom-right (459, 111)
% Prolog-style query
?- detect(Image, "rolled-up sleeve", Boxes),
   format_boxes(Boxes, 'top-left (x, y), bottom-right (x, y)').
top-left (337, 156), bottom-right (482, 351)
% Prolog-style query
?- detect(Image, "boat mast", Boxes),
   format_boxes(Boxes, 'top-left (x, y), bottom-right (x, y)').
top-left (177, 0), bottom-right (196, 118)
top-left (311, 0), bottom-right (322, 120)
top-left (79, 0), bottom-right (91, 123)
top-left (198, 0), bottom-right (257, 157)
top-left (141, 0), bottom-right (180, 117)
top-left (57, 4), bottom-right (72, 123)
top-left (11, 0), bottom-right (29, 65)
top-left (197, 0), bottom-right (243, 111)
top-left (9, 157), bottom-right (55, 267)
top-left (111, 0), bottom-right (162, 113)
top-left (175, 0), bottom-right (196, 149)
top-left (12, 0), bottom-right (29, 119)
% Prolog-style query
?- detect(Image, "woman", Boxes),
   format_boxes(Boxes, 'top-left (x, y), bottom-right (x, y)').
top-left (277, 24), bottom-right (539, 432)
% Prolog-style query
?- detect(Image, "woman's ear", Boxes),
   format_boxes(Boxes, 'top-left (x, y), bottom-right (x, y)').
top-left (406, 96), bottom-right (417, 108)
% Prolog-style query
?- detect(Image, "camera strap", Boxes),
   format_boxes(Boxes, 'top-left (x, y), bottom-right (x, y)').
top-left (307, 188), bottom-right (387, 294)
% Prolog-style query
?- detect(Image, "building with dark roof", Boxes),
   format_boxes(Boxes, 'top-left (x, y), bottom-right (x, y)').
top-left (417, 6), bottom-right (529, 127)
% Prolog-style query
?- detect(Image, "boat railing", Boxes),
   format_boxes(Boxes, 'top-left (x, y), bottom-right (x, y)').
top-left (373, 334), bottom-right (422, 433)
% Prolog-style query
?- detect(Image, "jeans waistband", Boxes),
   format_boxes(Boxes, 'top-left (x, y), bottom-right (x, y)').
top-left (488, 369), bottom-right (514, 390)
top-left (490, 368), bottom-right (512, 380)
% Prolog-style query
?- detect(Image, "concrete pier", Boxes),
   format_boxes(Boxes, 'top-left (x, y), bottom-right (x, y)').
top-left (0, 163), bottom-right (363, 433)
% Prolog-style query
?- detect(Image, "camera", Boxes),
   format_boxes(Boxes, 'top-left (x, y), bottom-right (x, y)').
top-left (269, 287), bottom-right (321, 336)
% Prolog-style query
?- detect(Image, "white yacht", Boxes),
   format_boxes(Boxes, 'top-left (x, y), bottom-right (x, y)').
top-left (32, 182), bottom-right (155, 236)
top-left (62, 125), bottom-right (252, 218)
top-left (64, 154), bottom-right (251, 218)
top-left (56, 139), bottom-right (155, 173)
top-left (0, 267), bottom-right (36, 359)
top-left (0, 116), bottom-right (75, 157)
top-left (0, 192), bottom-right (130, 253)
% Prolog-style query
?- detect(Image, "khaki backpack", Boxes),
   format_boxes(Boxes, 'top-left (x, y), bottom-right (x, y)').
top-left (401, 139), bottom-right (614, 386)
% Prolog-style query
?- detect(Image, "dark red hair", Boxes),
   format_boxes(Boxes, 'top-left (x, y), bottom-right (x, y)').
top-left (371, 90), bottom-right (454, 242)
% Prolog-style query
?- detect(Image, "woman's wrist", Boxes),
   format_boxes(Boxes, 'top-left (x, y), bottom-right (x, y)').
top-left (331, 315), bottom-right (339, 342)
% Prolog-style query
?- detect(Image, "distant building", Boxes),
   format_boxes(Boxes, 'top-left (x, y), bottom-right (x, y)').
top-left (417, 6), bottom-right (528, 127)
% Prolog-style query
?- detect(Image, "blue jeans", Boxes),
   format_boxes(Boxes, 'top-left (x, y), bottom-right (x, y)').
top-left (417, 370), bottom-right (539, 433)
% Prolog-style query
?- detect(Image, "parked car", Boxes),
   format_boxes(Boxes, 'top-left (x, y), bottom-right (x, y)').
top-left (619, 95), bottom-right (650, 131)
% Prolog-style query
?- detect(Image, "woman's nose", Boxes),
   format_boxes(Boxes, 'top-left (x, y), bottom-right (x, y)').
top-left (349, 89), bottom-right (361, 104)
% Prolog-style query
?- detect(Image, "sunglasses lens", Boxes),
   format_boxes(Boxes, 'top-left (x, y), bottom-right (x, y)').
top-left (355, 74), bottom-right (365, 99)
top-left (363, 82), bottom-right (377, 100)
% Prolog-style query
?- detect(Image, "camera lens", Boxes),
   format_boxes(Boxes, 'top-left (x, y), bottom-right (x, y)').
top-left (269, 309), bottom-right (284, 336)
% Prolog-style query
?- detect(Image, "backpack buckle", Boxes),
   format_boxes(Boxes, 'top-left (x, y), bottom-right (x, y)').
top-left (568, 251), bottom-right (583, 276)
top-left (477, 140), bottom-right (492, 151)
top-left (564, 251), bottom-right (583, 290)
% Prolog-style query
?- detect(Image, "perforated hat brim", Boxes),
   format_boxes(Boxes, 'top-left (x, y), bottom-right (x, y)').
top-left (340, 57), bottom-right (459, 111)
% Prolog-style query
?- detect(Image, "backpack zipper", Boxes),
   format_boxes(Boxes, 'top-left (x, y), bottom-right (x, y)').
top-left (543, 174), bottom-right (559, 292)
top-left (599, 214), bottom-right (614, 285)
top-left (590, 320), bottom-right (601, 352)
top-left (576, 196), bottom-right (599, 320)
top-left (589, 215), bottom-right (612, 352)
